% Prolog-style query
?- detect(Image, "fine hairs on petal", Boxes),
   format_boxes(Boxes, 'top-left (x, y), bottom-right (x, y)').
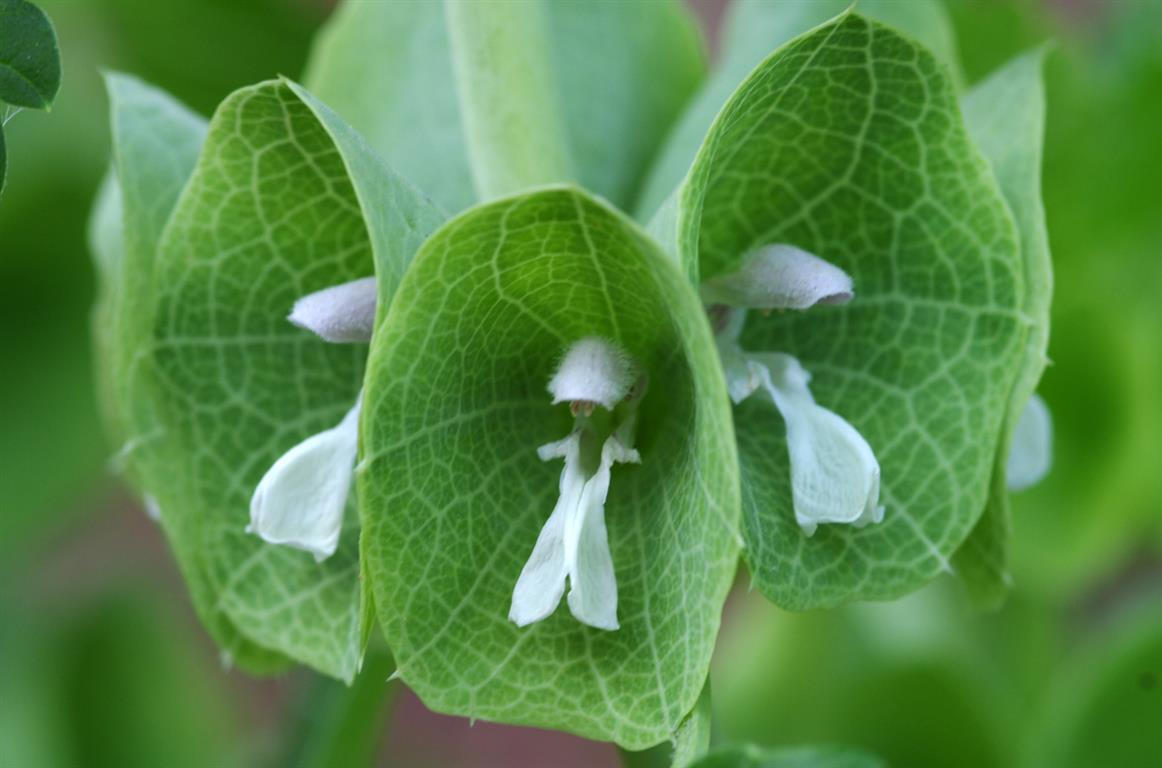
top-left (288, 276), bottom-right (378, 344)
top-left (547, 337), bottom-right (635, 411)
top-left (701, 244), bottom-right (854, 311)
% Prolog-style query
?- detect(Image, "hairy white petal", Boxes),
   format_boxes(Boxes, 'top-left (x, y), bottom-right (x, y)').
top-left (288, 276), bottom-right (378, 343)
top-left (701, 244), bottom-right (854, 311)
top-left (751, 353), bottom-right (883, 536)
top-left (246, 400), bottom-right (361, 561)
top-left (547, 337), bottom-right (635, 411)
top-left (1006, 393), bottom-right (1053, 491)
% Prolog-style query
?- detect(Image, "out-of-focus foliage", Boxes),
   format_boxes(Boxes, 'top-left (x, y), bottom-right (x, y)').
top-left (0, 590), bottom-right (242, 768)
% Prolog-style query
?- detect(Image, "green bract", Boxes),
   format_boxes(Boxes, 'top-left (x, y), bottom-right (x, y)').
top-left (359, 187), bottom-right (738, 746)
top-left (89, 0), bottom-right (1051, 755)
top-left (91, 74), bottom-right (282, 672)
top-left (651, 12), bottom-right (1032, 609)
top-left (636, 0), bottom-right (961, 219)
top-left (952, 49), bottom-right (1053, 607)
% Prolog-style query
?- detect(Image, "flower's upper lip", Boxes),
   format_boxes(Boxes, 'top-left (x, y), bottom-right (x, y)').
top-left (701, 243), bottom-right (855, 312)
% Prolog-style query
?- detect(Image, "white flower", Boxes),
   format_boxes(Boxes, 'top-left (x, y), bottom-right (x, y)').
top-left (708, 246), bottom-right (883, 537)
top-left (247, 399), bottom-right (361, 561)
top-left (701, 244), bottom-right (854, 310)
top-left (748, 353), bottom-right (883, 536)
top-left (509, 431), bottom-right (639, 630)
top-left (1006, 393), bottom-right (1053, 491)
top-left (246, 276), bottom-right (376, 560)
top-left (510, 337), bottom-right (643, 631)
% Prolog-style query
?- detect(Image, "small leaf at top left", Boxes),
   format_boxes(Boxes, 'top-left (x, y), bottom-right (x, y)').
top-left (0, 0), bottom-right (62, 109)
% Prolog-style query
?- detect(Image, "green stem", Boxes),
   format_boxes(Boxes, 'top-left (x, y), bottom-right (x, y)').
top-left (288, 649), bottom-right (397, 768)
top-left (444, 0), bottom-right (573, 199)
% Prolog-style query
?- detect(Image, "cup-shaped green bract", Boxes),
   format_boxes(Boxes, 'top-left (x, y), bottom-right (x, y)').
top-left (91, 74), bottom-right (287, 672)
top-left (656, 13), bottom-right (1031, 609)
top-left (136, 78), bottom-right (444, 680)
top-left (358, 186), bottom-right (739, 747)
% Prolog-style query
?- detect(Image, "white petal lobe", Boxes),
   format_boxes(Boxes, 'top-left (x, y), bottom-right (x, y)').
top-left (547, 337), bottom-right (634, 410)
top-left (511, 433), bottom-right (636, 631)
top-left (1006, 393), bottom-right (1053, 491)
top-left (247, 400), bottom-right (361, 561)
top-left (751, 353), bottom-right (883, 536)
top-left (565, 438), bottom-right (638, 630)
top-left (701, 244), bottom-right (854, 310)
top-left (288, 276), bottom-right (378, 343)
top-left (509, 438), bottom-right (584, 627)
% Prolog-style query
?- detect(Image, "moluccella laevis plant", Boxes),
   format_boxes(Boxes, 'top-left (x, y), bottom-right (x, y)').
top-left (90, 1), bottom-right (1052, 764)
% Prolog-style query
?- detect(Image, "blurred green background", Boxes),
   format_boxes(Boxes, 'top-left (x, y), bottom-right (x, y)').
top-left (1, 1), bottom-right (1159, 766)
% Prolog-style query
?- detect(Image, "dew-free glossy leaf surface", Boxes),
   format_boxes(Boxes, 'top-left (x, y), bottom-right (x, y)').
top-left (360, 186), bottom-right (739, 748)
top-left (663, 14), bottom-right (1026, 608)
top-left (304, 0), bottom-right (703, 212)
top-left (149, 79), bottom-right (442, 680)
top-left (952, 50), bottom-right (1052, 607)
top-left (0, 0), bottom-right (61, 109)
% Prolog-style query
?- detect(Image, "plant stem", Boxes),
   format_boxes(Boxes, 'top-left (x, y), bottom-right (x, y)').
top-left (287, 649), bottom-right (397, 768)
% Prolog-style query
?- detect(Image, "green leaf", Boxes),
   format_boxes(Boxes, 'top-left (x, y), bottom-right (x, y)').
top-left (952, 49), bottom-right (1052, 608)
top-left (0, 0), bottom-right (61, 109)
top-left (148, 78), bottom-right (443, 680)
top-left (359, 186), bottom-right (739, 747)
top-left (304, 0), bottom-right (704, 212)
top-left (656, 13), bottom-right (1026, 608)
top-left (687, 744), bottom-right (884, 768)
top-left (636, 0), bottom-right (961, 220)
top-left (0, 122), bottom-right (6, 193)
